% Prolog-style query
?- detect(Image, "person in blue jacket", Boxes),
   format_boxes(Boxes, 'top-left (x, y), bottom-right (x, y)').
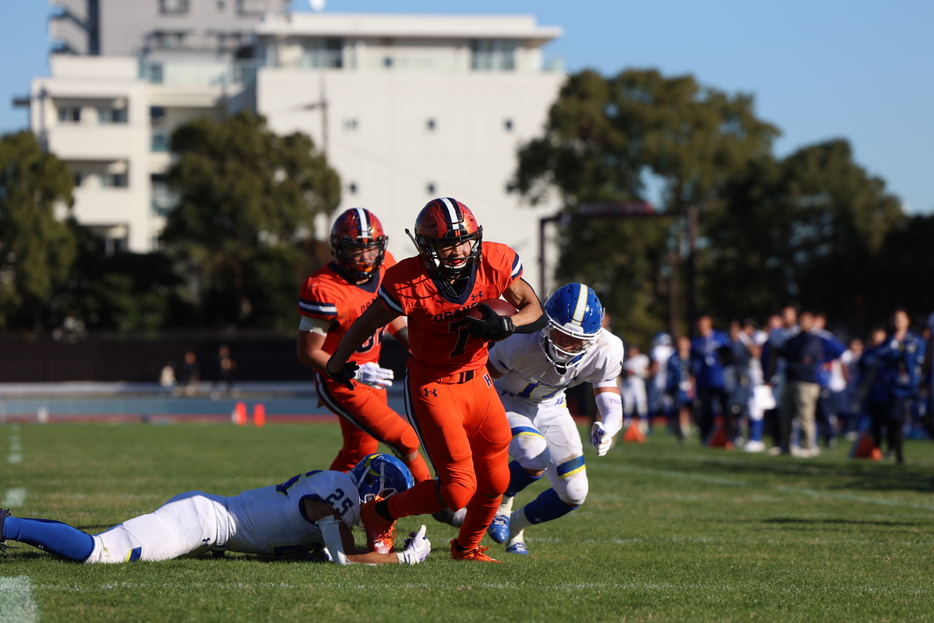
top-left (873, 309), bottom-right (922, 464)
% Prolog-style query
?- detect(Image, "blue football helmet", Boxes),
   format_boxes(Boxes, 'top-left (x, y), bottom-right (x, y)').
top-left (350, 453), bottom-right (415, 503)
top-left (540, 283), bottom-right (605, 366)
top-left (652, 332), bottom-right (672, 347)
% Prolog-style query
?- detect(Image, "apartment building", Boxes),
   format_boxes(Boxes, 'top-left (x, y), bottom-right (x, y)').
top-left (29, 2), bottom-right (565, 290)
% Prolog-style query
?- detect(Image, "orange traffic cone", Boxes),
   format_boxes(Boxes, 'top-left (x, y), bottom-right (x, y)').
top-left (849, 431), bottom-right (877, 459)
top-left (233, 401), bottom-right (247, 426)
top-left (253, 403), bottom-right (266, 427)
top-left (869, 447), bottom-right (883, 461)
top-left (705, 424), bottom-right (734, 449)
top-left (622, 423), bottom-right (646, 443)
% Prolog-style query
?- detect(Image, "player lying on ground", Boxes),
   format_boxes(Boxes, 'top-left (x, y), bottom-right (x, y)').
top-left (0, 453), bottom-right (430, 565)
top-left (485, 284), bottom-right (624, 554)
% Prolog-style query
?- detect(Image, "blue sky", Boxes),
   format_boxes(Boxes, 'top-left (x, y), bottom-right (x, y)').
top-left (2, 0), bottom-right (931, 212)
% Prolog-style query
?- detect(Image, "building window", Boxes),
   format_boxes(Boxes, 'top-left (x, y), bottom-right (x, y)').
top-left (343, 118), bottom-right (358, 131)
top-left (101, 172), bottom-right (128, 188)
top-left (504, 119), bottom-right (514, 132)
top-left (152, 31), bottom-right (190, 49)
top-left (98, 107), bottom-right (128, 124)
top-left (57, 107), bottom-right (81, 123)
top-left (426, 118), bottom-right (436, 131)
top-left (383, 56), bottom-right (393, 68)
top-left (348, 182), bottom-right (358, 195)
top-left (426, 183), bottom-right (436, 195)
top-left (147, 63), bottom-right (164, 84)
top-left (160, 0), bottom-right (190, 14)
top-left (216, 0), bottom-right (226, 9)
top-left (151, 174), bottom-right (179, 216)
top-left (150, 106), bottom-right (166, 126)
top-left (301, 38), bottom-right (343, 69)
top-left (238, 0), bottom-right (267, 14)
top-left (471, 39), bottom-right (516, 71)
top-left (151, 131), bottom-right (169, 152)
top-left (73, 172), bottom-right (84, 188)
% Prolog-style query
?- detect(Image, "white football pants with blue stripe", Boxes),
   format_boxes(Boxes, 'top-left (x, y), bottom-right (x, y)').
top-left (501, 394), bottom-right (588, 507)
top-left (87, 492), bottom-right (231, 563)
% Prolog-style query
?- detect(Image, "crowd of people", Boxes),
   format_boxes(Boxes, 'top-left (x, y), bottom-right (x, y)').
top-left (620, 307), bottom-right (934, 463)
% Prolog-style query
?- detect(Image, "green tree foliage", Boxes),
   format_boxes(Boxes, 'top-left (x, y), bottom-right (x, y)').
top-left (0, 131), bottom-right (77, 329)
top-left (514, 69), bottom-right (777, 345)
top-left (703, 140), bottom-right (905, 326)
top-left (162, 112), bottom-right (340, 328)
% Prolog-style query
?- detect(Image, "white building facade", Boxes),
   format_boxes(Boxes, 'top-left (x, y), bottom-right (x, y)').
top-left (29, 6), bottom-right (565, 290)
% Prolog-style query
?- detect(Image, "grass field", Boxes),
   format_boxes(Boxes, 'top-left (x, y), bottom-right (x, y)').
top-left (3, 421), bottom-right (934, 622)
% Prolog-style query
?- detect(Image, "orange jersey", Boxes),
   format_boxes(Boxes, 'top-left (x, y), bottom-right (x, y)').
top-left (377, 242), bottom-right (523, 377)
top-left (298, 251), bottom-right (397, 365)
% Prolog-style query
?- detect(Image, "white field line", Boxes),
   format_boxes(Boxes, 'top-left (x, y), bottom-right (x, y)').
top-left (8, 425), bottom-right (21, 464)
top-left (25, 580), bottom-right (934, 596)
top-left (1, 488), bottom-right (27, 508)
top-left (592, 462), bottom-right (934, 511)
top-left (0, 576), bottom-right (39, 623)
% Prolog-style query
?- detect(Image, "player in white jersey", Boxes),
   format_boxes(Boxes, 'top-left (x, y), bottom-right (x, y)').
top-left (0, 454), bottom-right (430, 566)
top-left (484, 283), bottom-right (624, 554)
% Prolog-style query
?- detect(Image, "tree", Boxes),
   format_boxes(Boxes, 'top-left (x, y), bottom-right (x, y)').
top-left (162, 112), bottom-right (341, 328)
top-left (703, 140), bottom-right (905, 328)
top-left (513, 69), bottom-right (778, 344)
top-left (0, 131), bottom-right (77, 329)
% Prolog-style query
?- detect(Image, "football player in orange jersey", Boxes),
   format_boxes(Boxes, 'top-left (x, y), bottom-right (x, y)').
top-left (297, 208), bottom-right (431, 484)
top-left (326, 197), bottom-right (545, 562)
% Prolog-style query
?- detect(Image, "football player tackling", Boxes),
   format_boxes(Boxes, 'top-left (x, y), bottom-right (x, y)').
top-left (485, 284), bottom-right (624, 554)
top-left (0, 454), bottom-right (430, 565)
top-left (326, 197), bottom-right (545, 562)
top-left (297, 208), bottom-right (430, 482)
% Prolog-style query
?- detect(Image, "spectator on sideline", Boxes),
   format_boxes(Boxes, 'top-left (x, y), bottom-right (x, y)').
top-left (776, 310), bottom-right (822, 457)
top-left (648, 333), bottom-right (674, 429)
top-left (176, 351), bottom-right (200, 396)
top-left (690, 316), bottom-right (731, 444)
top-left (764, 307), bottom-right (799, 453)
top-left (666, 335), bottom-right (695, 440)
top-left (621, 344), bottom-right (650, 432)
top-left (872, 309), bottom-right (922, 464)
top-left (811, 314), bottom-right (847, 449)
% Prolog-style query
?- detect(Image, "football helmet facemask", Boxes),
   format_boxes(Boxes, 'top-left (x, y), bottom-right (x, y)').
top-left (540, 283), bottom-right (604, 366)
top-left (408, 197), bottom-right (482, 280)
top-left (330, 208), bottom-right (388, 282)
top-left (350, 453), bottom-right (415, 503)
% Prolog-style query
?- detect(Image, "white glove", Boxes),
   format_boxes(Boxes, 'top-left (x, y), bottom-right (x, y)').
top-left (591, 420), bottom-right (620, 457)
top-left (355, 362), bottom-right (394, 389)
top-left (396, 525), bottom-right (431, 565)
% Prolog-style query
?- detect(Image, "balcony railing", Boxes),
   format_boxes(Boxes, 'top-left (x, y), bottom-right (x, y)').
top-left (139, 57), bottom-right (260, 87)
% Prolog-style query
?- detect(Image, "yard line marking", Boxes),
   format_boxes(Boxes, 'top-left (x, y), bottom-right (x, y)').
top-left (1, 488), bottom-right (27, 508)
top-left (26, 580), bottom-right (934, 595)
top-left (593, 462), bottom-right (934, 511)
top-left (7, 425), bottom-right (21, 464)
top-left (0, 577), bottom-right (39, 623)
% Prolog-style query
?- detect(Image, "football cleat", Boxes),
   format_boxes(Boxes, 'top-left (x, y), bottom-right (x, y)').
top-left (450, 539), bottom-right (502, 563)
top-left (431, 507), bottom-right (467, 527)
top-left (487, 513), bottom-right (510, 544)
top-left (360, 497), bottom-right (396, 554)
top-left (505, 529), bottom-right (529, 555)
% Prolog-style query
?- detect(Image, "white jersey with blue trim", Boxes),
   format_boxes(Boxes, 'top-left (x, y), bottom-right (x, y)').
top-left (489, 330), bottom-right (624, 405)
top-left (224, 470), bottom-right (361, 556)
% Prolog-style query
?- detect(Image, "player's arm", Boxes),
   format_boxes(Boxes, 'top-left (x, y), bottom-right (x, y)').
top-left (501, 278), bottom-right (546, 334)
top-left (590, 385), bottom-right (623, 456)
top-left (297, 317), bottom-right (333, 375)
top-left (326, 301), bottom-right (401, 388)
top-left (387, 316), bottom-right (410, 350)
top-left (302, 499), bottom-right (429, 565)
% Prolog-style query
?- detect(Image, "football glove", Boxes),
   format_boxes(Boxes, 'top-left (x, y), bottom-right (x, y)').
top-left (356, 362), bottom-right (394, 389)
top-left (591, 420), bottom-right (621, 457)
top-left (465, 303), bottom-right (515, 341)
top-left (397, 525), bottom-right (431, 565)
top-left (326, 359), bottom-right (359, 390)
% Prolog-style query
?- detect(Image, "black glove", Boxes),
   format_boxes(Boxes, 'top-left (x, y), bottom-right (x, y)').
top-left (326, 359), bottom-right (358, 390)
top-left (465, 303), bottom-right (515, 341)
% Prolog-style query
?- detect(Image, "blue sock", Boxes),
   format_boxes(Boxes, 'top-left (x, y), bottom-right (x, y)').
top-left (505, 460), bottom-right (541, 498)
top-left (5, 517), bottom-right (95, 562)
top-left (523, 488), bottom-right (577, 525)
top-left (749, 418), bottom-right (764, 442)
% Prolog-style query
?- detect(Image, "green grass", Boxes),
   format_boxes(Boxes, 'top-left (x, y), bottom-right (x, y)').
top-left (3, 422), bottom-right (934, 622)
